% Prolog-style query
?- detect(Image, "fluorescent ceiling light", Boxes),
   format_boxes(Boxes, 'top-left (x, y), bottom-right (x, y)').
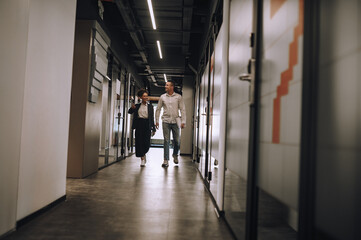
top-left (157, 40), bottom-right (163, 59)
top-left (164, 74), bottom-right (167, 82)
top-left (147, 0), bottom-right (157, 29)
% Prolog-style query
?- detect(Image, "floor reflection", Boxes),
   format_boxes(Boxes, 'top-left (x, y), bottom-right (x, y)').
top-left (98, 146), bottom-right (117, 168)
top-left (257, 190), bottom-right (297, 240)
top-left (224, 169), bottom-right (247, 239)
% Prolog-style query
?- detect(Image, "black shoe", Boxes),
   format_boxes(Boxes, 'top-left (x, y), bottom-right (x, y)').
top-left (173, 155), bottom-right (179, 164)
top-left (161, 160), bottom-right (169, 167)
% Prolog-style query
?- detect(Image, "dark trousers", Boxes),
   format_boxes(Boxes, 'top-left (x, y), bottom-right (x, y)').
top-left (135, 119), bottom-right (151, 157)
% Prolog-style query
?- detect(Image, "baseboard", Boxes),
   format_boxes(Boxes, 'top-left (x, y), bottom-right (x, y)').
top-left (16, 195), bottom-right (66, 229)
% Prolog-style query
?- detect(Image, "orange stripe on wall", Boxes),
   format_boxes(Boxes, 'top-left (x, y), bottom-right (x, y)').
top-left (272, 0), bottom-right (304, 144)
top-left (271, 0), bottom-right (287, 18)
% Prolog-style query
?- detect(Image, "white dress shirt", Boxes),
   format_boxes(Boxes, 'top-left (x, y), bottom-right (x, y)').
top-left (155, 92), bottom-right (186, 125)
top-left (138, 103), bottom-right (148, 119)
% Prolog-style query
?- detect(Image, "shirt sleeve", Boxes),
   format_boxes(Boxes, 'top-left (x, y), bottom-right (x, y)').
top-left (128, 104), bottom-right (137, 114)
top-left (155, 96), bottom-right (163, 124)
top-left (179, 95), bottom-right (186, 124)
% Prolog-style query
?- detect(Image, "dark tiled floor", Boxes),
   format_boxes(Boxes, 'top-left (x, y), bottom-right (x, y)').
top-left (4, 148), bottom-right (235, 240)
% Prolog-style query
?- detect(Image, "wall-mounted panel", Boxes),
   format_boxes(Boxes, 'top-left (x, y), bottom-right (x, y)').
top-left (67, 20), bottom-right (110, 178)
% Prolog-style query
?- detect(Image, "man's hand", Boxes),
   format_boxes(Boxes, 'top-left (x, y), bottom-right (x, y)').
top-left (181, 123), bottom-right (185, 129)
top-left (131, 103), bottom-right (136, 109)
top-left (156, 122), bottom-right (159, 129)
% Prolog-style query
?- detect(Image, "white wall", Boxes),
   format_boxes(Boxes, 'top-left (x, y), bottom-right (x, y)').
top-left (16, 0), bottom-right (77, 220)
top-left (180, 77), bottom-right (194, 154)
top-left (0, 0), bottom-right (29, 236)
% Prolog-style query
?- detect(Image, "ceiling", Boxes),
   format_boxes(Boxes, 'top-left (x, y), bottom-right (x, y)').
top-left (76, 0), bottom-right (218, 96)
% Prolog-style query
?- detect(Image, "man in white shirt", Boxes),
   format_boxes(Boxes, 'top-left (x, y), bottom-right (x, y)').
top-left (155, 80), bottom-right (186, 167)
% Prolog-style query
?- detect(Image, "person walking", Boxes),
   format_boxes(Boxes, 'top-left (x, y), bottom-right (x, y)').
top-left (128, 89), bottom-right (156, 167)
top-left (155, 80), bottom-right (186, 167)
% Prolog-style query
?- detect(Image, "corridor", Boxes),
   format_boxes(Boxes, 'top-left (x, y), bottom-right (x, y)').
top-left (4, 148), bottom-right (234, 240)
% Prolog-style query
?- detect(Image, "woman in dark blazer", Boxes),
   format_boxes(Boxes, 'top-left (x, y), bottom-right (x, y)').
top-left (128, 89), bottom-right (156, 167)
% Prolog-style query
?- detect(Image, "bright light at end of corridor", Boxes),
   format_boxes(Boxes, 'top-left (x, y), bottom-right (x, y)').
top-left (157, 40), bottom-right (163, 59)
top-left (147, 0), bottom-right (157, 29)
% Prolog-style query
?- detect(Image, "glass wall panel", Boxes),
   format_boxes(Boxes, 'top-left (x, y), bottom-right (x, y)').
top-left (223, 0), bottom-right (253, 238)
top-left (209, 33), bottom-right (222, 199)
top-left (98, 77), bottom-right (110, 168)
top-left (256, 0), bottom-right (303, 238)
top-left (199, 64), bottom-right (209, 179)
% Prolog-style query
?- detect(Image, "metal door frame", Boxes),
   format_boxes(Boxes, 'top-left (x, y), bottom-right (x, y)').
top-left (120, 69), bottom-right (127, 158)
top-left (195, 75), bottom-right (201, 163)
top-left (245, 0), bottom-right (263, 239)
top-left (298, 0), bottom-right (319, 238)
top-left (204, 42), bottom-right (213, 184)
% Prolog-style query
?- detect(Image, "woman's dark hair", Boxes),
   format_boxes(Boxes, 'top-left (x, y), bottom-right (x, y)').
top-left (137, 89), bottom-right (148, 98)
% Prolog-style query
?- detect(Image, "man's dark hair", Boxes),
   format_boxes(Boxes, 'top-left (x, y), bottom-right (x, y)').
top-left (137, 88), bottom-right (148, 98)
top-left (167, 80), bottom-right (175, 87)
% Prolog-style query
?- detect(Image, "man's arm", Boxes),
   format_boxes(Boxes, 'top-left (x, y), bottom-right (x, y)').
top-left (155, 96), bottom-right (163, 129)
top-left (179, 95), bottom-right (186, 128)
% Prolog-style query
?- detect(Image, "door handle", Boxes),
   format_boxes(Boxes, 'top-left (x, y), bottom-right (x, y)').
top-left (239, 74), bottom-right (251, 82)
top-left (238, 59), bottom-right (256, 106)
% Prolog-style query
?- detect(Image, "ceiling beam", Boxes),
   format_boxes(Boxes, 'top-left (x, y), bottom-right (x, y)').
top-left (145, 43), bottom-right (189, 47)
top-left (182, 0), bottom-right (194, 54)
top-left (133, 6), bottom-right (194, 11)
top-left (114, 26), bottom-right (204, 34)
top-left (136, 15), bottom-right (183, 21)
top-left (115, 0), bottom-right (155, 82)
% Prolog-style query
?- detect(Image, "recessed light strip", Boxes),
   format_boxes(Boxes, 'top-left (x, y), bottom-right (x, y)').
top-left (157, 40), bottom-right (163, 59)
top-left (147, 0), bottom-right (157, 29)
top-left (164, 74), bottom-right (167, 82)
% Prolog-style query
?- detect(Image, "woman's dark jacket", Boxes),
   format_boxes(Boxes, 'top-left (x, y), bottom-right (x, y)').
top-left (128, 103), bottom-right (156, 132)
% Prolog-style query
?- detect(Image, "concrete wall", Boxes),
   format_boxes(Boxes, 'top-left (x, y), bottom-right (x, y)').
top-left (0, 0), bottom-right (76, 235)
top-left (0, 0), bottom-right (29, 236)
top-left (180, 77), bottom-right (194, 154)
